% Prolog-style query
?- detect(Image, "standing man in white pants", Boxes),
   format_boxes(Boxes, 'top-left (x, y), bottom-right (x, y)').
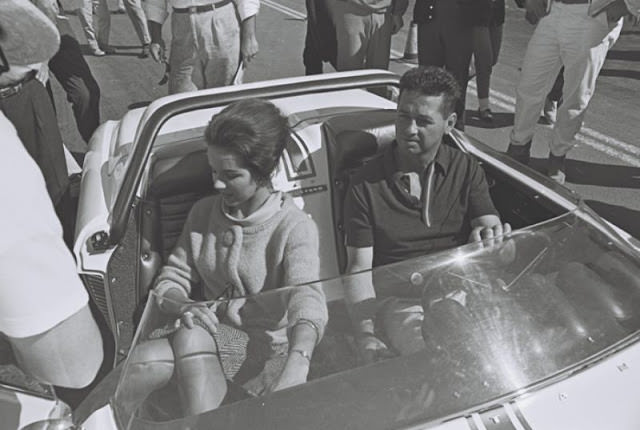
top-left (76, 0), bottom-right (152, 57)
top-left (506, 0), bottom-right (638, 184)
top-left (327, 0), bottom-right (407, 71)
top-left (144, 0), bottom-right (259, 94)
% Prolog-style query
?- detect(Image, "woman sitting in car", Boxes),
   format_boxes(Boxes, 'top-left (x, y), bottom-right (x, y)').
top-left (123, 98), bottom-right (327, 416)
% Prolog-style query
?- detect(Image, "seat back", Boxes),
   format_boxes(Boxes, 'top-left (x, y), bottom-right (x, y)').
top-left (138, 148), bottom-right (214, 294)
top-left (322, 109), bottom-right (397, 272)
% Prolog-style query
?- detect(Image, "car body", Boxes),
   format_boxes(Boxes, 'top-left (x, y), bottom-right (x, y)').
top-left (3, 70), bottom-right (640, 429)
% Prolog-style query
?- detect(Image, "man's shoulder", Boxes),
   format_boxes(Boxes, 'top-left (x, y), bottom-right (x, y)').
top-left (439, 143), bottom-right (482, 175)
top-left (348, 149), bottom-right (390, 186)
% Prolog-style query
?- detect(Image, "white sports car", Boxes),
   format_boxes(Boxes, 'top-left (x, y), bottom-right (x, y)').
top-left (4, 70), bottom-right (640, 430)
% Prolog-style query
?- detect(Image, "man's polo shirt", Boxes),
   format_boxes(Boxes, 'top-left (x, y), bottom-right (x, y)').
top-left (343, 141), bottom-right (498, 267)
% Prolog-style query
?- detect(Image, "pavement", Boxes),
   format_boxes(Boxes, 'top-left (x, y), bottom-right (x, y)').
top-left (52, 5), bottom-right (640, 238)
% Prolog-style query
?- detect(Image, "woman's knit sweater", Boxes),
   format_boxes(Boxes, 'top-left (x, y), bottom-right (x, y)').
top-left (154, 192), bottom-right (327, 343)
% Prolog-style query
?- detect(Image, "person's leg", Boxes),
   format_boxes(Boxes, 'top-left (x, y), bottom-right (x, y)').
top-left (123, 0), bottom-right (152, 48)
top-left (199, 5), bottom-right (241, 88)
top-left (330, 0), bottom-right (368, 71)
top-left (441, 4), bottom-right (472, 130)
top-left (76, 0), bottom-right (101, 53)
top-left (551, 8), bottom-right (622, 158)
top-left (303, 27), bottom-right (323, 75)
top-left (508, 9), bottom-right (563, 162)
top-left (95, 0), bottom-right (112, 50)
top-left (366, 11), bottom-right (392, 70)
top-left (489, 23), bottom-right (503, 67)
top-left (169, 13), bottom-right (199, 94)
top-left (472, 25), bottom-right (493, 115)
top-left (171, 326), bottom-right (227, 415)
top-left (48, 35), bottom-right (101, 144)
top-left (417, 21), bottom-right (444, 67)
top-left (117, 339), bottom-right (175, 420)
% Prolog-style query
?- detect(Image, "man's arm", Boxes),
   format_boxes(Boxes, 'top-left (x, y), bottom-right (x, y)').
top-left (143, 0), bottom-right (168, 62)
top-left (235, 0), bottom-right (259, 63)
top-left (10, 305), bottom-right (103, 388)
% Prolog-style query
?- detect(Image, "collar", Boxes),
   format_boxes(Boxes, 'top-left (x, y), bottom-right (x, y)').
top-left (223, 191), bottom-right (284, 226)
top-left (383, 140), bottom-right (453, 178)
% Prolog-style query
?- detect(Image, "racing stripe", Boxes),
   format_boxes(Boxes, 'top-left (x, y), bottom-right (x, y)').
top-left (509, 402), bottom-right (534, 430)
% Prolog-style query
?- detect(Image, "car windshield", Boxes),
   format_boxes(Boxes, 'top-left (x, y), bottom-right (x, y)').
top-left (112, 210), bottom-right (640, 430)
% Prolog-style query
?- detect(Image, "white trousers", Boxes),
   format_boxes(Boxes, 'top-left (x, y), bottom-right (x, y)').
top-left (77, 0), bottom-right (150, 49)
top-left (510, 2), bottom-right (622, 156)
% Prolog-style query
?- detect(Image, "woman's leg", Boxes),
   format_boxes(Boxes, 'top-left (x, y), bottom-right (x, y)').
top-left (489, 24), bottom-right (503, 67)
top-left (171, 326), bottom-right (227, 415)
top-left (472, 26), bottom-right (493, 111)
top-left (118, 338), bottom-right (175, 420)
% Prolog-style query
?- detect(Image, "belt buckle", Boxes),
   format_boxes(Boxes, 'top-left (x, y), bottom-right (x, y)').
top-left (0, 82), bottom-right (21, 99)
top-left (188, 5), bottom-right (197, 13)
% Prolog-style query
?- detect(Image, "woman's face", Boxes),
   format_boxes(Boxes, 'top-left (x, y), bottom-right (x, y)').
top-left (207, 146), bottom-right (264, 211)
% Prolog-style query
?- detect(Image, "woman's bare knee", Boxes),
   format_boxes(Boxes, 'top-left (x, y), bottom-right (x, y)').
top-left (171, 326), bottom-right (217, 357)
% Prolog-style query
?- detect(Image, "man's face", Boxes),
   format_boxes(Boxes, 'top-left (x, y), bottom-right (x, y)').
top-left (395, 90), bottom-right (456, 158)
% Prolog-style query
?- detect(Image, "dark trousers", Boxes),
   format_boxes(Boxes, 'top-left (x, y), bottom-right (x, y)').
top-left (49, 35), bottom-right (101, 147)
top-left (0, 79), bottom-right (74, 246)
top-left (416, 0), bottom-right (472, 130)
top-left (303, 0), bottom-right (336, 75)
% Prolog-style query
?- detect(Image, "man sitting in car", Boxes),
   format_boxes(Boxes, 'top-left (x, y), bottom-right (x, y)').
top-left (343, 66), bottom-right (511, 363)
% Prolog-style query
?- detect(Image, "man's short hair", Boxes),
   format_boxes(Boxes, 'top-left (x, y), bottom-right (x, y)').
top-left (399, 66), bottom-right (461, 117)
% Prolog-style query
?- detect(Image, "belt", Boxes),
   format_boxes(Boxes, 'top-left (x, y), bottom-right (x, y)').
top-left (0, 71), bottom-right (36, 100)
top-left (172, 0), bottom-right (232, 13)
top-left (555, 0), bottom-right (589, 4)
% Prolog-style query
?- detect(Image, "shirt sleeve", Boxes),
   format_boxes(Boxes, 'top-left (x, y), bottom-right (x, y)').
top-left (0, 234), bottom-right (88, 339)
top-left (233, 0), bottom-right (259, 22)
top-left (467, 160), bottom-right (499, 219)
top-left (283, 219), bottom-right (328, 340)
top-left (343, 181), bottom-right (374, 248)
top-left (143, 0), bottom-right (169, 24)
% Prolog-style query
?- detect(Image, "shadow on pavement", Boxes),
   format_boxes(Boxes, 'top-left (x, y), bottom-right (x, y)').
top-left (599, 68), bottom-right (640, 80)
top-left (566, 159), bottom-right (640, 188)
top-left (465, 111), bottom-right (514, 129)
top-left (585, 200), bottom-right (640, 239)
top-left (606, 49), bottom-right (640, 62)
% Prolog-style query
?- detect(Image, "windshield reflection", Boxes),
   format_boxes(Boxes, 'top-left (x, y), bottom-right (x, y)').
top-left (114, 211), bottom-right (640, 430)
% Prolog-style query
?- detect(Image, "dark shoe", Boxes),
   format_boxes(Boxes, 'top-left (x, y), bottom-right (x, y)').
top-left (99, 45), bottom-right (116, 55)
top-left (139, 44), bottom-right (150, 59)
top-left (506, 141), bottom-right (532, 166)
top-left (547, 153), bottom-right (566, 184)
top-left (478, 108), bottom-right (493, 123)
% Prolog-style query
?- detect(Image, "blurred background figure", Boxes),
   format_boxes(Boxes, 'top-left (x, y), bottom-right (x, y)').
top-left (470, 0), bottom-right (505, 123)
top-left (412, 0), bottom-right (476, 129)
top-left (327, 0), bottom-right (408, 71)
top-left (75, 0), bottom-right (110, 55)
top-left (506, 0), bottom-right (635, 184)
top-left (0, 0), bottom-right (103, 389)
top-left (303, 0), bottom-right (336, 75)
top-left (98, 0), bottom-right (152, 58)
top-left (144, 0), bottom-right (259, 93)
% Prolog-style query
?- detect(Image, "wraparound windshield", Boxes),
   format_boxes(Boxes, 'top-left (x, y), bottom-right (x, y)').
top-left (113, 211), bottom-right (640, 430)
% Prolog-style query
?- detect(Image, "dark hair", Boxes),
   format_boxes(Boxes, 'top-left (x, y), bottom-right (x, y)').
top-left (205, 98), bottom-right (289, 186)
top-left (399, 66), bottom-right (461, 117)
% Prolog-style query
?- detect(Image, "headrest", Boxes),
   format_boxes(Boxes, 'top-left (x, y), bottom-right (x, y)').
top-left (323, 109), bottom-right (396, 173)
top-left (148, 149), bottom-right (213, 199)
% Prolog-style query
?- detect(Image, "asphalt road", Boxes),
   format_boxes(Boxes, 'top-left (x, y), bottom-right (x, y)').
top-left (53, 3), bottom-right (640, 237)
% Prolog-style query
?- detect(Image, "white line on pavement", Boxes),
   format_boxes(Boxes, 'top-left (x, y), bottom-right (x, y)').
top-left (262, 0), bottom-right (307, 20)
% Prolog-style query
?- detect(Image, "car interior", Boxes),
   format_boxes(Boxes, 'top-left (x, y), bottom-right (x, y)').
top-left (89, 104), bottom-right (580, 419)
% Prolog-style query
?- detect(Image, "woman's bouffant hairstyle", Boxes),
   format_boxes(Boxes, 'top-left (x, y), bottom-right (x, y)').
top-left (205, 98), bottom-right (289, 186)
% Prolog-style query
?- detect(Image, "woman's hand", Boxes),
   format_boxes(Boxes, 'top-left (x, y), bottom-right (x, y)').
top-left (179, 302), bottom-right (219, 334)
top-left (269, 350), bottom-right (310, 392)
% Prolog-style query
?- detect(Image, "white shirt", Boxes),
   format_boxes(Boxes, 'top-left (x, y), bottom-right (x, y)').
top-left (144, 0), bottom-right (259, 25)
top-left (0, 112), bottom-right (88, 338)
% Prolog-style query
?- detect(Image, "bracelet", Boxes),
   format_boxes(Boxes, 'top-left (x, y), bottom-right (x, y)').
top-left (290, 348), bottom-right (312, 362)
top-left (294, 318), bottom-right (320, 340)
